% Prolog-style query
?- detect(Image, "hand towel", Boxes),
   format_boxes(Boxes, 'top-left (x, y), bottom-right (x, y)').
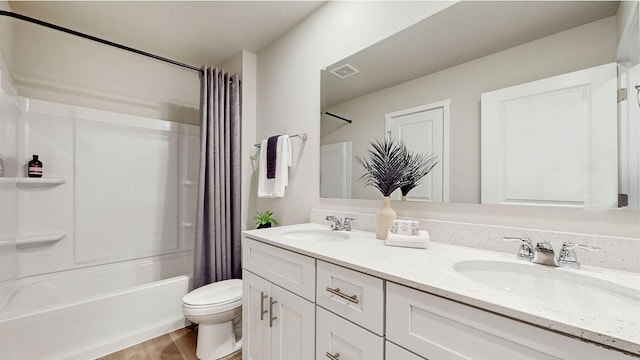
top-left (385, 230), bottom-right (430, 249)
top-left (258, 135), bottom-right (291, 198)
top-left (266, 135), bottom-right (279, 179)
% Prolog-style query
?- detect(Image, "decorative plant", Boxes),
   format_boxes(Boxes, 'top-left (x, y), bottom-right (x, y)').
top-left (400, 151), bottom-right (438, 197)
top-left (254, 211), bottom-right (277, 228)
top-left (354, 138), bottom-right (409, 197)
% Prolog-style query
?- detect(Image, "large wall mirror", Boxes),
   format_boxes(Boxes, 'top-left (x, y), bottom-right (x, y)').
top-left (320, 1), bottom-right (640, 210)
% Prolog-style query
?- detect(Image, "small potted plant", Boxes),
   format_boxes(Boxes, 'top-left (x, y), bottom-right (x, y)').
top-left (254, 211), bottom-right (277, 229)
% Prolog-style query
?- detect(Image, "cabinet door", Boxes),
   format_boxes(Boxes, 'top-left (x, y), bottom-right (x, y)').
top-left (243, 270), bottom-right (272, 360)
top-left (386, 341), bottom-right (425, 360)
top-left (316, 307), bottom-right (383, 360)
top-left (270, 284), bottom-right (315, 360)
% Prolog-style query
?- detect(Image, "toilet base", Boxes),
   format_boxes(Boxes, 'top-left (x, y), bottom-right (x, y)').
top-left (196, 320), bottom-right (242, 360)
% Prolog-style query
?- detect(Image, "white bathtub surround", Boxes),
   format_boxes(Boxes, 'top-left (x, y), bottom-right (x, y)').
top-left (0, 93), bottom-right (199, 357)
top-left (310, 209), bottom-right (640, 273)
top-left (243, 223), bottom-right (640, 357)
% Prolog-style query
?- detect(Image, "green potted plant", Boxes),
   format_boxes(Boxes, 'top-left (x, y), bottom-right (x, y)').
top-left (254, 211), bottom-right (277, 229)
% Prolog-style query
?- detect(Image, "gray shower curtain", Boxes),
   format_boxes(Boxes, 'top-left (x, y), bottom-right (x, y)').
top-left (194, 67), bottom-right (241, 289)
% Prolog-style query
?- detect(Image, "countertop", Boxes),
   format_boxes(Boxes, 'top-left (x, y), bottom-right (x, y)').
top-left (243, 223), bottom-right (640, 356)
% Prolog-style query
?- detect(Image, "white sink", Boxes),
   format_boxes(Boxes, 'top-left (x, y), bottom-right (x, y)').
top-left (281, 229), bottom-right (349, 242)
top-left (454, 260), bottom-right (640, 318)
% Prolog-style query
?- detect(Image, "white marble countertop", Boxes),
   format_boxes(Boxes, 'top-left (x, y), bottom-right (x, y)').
top-left (243, 223), bottom-right (640, 356)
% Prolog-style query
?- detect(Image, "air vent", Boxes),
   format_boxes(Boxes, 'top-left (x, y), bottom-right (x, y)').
top-left (329, 64), bottom-right (359, 79)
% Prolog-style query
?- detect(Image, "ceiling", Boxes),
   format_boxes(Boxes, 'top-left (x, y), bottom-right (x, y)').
top-left (321, 1), bottom-right (620, 109)
top-left (7, 1), bottom-right (325, 67)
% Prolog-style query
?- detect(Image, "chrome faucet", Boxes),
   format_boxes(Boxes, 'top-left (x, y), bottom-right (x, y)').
top-left (504, 237), bottom-right (600, 268)
top-left (325, 216), bottom-right (356, 231)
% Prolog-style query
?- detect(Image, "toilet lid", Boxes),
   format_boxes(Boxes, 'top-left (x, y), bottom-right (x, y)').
top-left (183, 279), bottom-right (242, 306)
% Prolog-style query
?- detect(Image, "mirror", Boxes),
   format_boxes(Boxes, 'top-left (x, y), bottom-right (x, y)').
top-left (320, 1), bottom-right (639, 209)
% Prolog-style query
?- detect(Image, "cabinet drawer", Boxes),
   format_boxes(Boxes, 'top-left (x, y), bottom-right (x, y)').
top-left (242, 237), bottom-right (315, 301)
top-left (386, 282), bottom-right (634, 360)
top-left (385, 341), bottom-right (425, 360)
top-left (316, 306), bottom-right (383, 360)
top-left (316, 260), bottom-right (384, 335)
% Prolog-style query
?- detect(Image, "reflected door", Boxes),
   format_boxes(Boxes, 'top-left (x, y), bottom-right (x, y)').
top-left (481, 62), bottom-right (618, 208)
top-left (385, 100), bottom-right (449, 202)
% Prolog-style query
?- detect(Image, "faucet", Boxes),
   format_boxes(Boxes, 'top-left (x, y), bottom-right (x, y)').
top-left (325, 216), bottom-right (356, 231)
top-left (504, 237), bottom-right (600, 268)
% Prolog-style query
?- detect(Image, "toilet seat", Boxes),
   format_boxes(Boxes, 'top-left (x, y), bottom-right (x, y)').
top-left (182, 279), bottom-right (242, 315)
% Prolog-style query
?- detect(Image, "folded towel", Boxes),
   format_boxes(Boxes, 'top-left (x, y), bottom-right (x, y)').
top-left (266, 135), bottom-right (279, 179)
top-left (258, 135), bottom-right (291, 198)
top-left (385, 230), bottom-right (430, 249)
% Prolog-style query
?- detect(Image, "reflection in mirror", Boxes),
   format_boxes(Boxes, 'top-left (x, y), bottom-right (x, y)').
top-left (320, 1), bottom-right (639, 210)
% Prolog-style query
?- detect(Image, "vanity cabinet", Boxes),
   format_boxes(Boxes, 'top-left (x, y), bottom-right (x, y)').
top-left (242, 239), bottom-right (315, 360)
top-left (386, 282), bottom-right (634, 360)
top-left (243, 231), bottom-right (637, 360)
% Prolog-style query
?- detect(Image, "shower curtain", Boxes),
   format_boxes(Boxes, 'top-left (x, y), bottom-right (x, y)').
top-left (194, 67), bottom-right (241, 288)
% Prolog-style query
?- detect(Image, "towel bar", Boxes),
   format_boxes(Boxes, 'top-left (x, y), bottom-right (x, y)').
top-left (254, 133), bottom-right (308, 148)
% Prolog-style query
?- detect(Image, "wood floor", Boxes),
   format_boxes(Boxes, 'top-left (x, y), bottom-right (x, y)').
top-left (99, 326), bottom-right (242, 360)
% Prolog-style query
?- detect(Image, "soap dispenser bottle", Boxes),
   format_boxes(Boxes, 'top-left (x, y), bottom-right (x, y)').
top-left (28, 155), bottom-right (43, 178)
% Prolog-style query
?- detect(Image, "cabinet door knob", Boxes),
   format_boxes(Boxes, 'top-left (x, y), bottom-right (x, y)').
top-left (269, 297), bottom-right (278, 328)
top-left (326, 352), bottom-right (340, 360)
top-left (326, 287), bottom-right (359, 304)
top-left (260, 292), bottom-right (268, 321)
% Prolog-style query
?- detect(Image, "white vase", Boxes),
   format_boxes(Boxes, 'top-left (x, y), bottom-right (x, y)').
top-left (376, 196), bottom-right (396, 240)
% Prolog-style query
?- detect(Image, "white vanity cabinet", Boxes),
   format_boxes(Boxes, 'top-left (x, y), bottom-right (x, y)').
top-left (386, 282), bottom-right (635, 360)
top-left (242, 238), bottom-right (315, 360)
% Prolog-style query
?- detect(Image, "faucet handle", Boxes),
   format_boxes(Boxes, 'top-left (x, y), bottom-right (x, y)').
top-left (503, 236), bottom-right (533, 261)
top-left (342, 217), bottom-right (356, 231)
top-left (558, 242), bottom-right (600, 269)
top-left (325, 216), bottom-right (339, 230)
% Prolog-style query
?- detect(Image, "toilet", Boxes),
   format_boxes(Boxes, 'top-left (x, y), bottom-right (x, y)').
top-left (182, 279), bottom-right (243, 360)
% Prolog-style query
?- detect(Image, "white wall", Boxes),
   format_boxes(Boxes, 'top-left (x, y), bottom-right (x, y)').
top-left (255, 1), bottom-right (456, 226)
top-left (322, 16), bottom-right (617, 203)
top-left (256, 2), bottom-right (639, 239)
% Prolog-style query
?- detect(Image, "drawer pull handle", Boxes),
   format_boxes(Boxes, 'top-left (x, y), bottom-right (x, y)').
top-left (269, 297), bottom-right (277, 328)
top-left (260, 292), bottom-right (268, 321)
top-left (326, 352), bottom-right (340, 360)
top-left (326, 287), bottom-right (359, 304)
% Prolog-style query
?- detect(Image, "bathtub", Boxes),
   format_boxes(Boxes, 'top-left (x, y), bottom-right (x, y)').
top-left (0, 252), bottom-right (193, 360)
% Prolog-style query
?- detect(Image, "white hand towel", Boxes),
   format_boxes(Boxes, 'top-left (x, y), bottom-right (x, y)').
top-left (258, 135), bottom-right (291, 198)
top-left (385, 230), bottom-right (430, 249)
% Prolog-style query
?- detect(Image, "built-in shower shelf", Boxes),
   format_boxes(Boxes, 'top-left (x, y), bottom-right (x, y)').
top-left (15, 177), bottom-right (66, 188)
top-left (16, 232), bottom-right (65, 249)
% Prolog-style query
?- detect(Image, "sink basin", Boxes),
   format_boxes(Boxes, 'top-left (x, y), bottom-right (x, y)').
top-left (281, 229), bottom-right (349, 242)
top-left (454, 260), bottom-right (640, 318)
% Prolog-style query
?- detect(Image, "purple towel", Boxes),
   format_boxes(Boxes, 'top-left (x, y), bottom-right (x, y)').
top-left (266, 135), bottom-right (280, 179)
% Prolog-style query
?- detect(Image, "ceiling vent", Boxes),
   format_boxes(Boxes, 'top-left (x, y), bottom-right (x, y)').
top-left (329, 64), bottom-right (359, 79)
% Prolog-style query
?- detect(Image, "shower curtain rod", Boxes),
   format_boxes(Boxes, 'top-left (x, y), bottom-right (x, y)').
top-left (0, 10), bottom-right (203, 74)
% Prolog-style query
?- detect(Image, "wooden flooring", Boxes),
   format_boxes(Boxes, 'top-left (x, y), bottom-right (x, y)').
top-left (99, 326), bottom-right (242, 360)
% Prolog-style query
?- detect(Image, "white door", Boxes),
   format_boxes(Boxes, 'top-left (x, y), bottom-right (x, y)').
top-left (385, 100), bottom-right (450, 202)
top-left (270, 284), bottom-right (315, 360)
top-left (320, 142), bottom-right (352, 198)
top-left (481, 62), bottom-right (618, 208)
top-left (243, 270), bottom-right (272, 360)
